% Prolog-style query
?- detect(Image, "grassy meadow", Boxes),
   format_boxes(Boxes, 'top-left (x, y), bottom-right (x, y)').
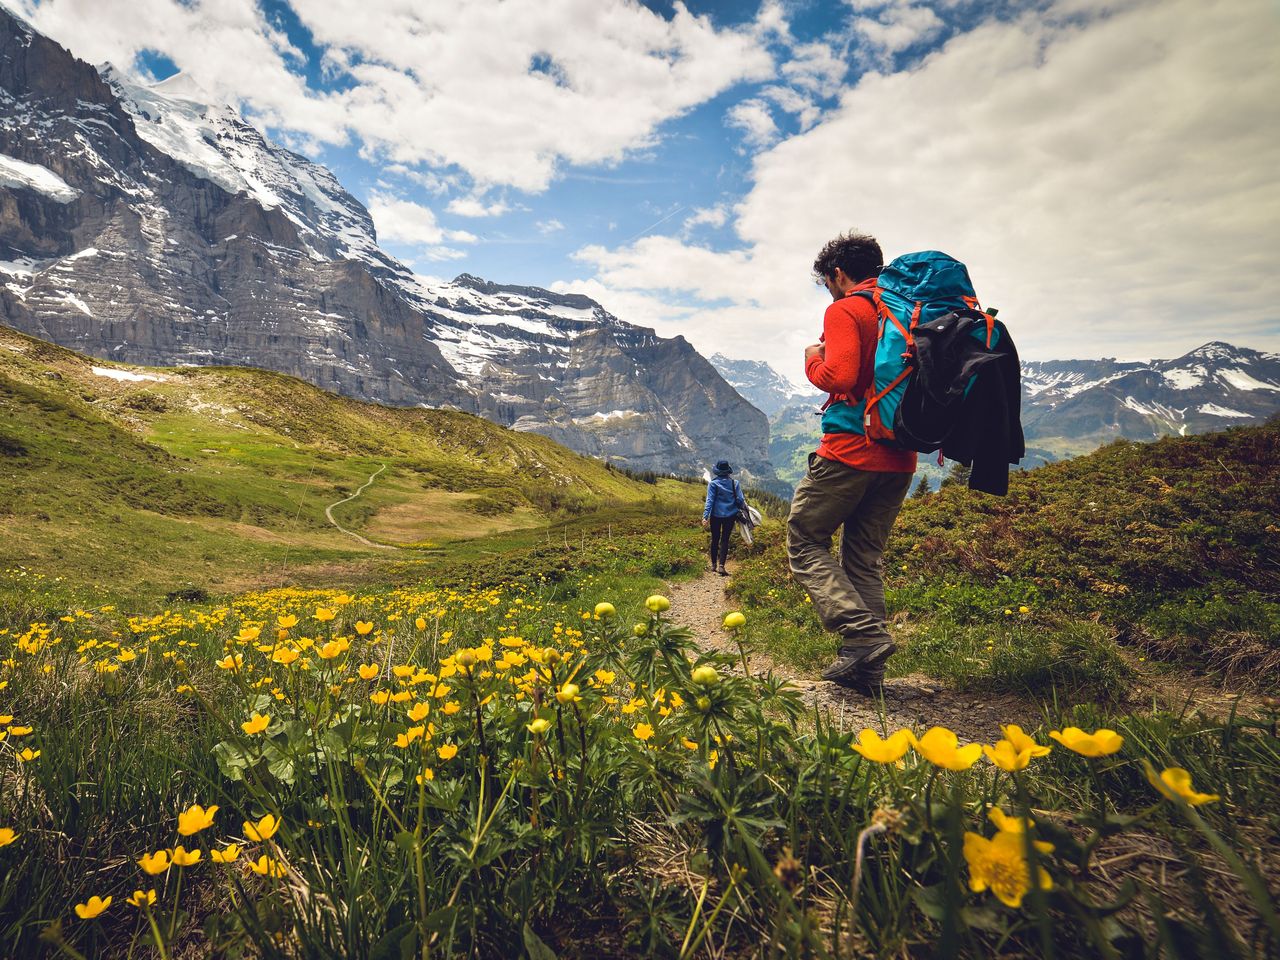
top-left (1, 331), bottom-right (1278, 957)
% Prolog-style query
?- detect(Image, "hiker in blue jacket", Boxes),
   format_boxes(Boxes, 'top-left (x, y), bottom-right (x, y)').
top-left (702, 460), bottom-right (746, 576)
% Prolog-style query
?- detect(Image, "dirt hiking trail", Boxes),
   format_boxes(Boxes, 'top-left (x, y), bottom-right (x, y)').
top-left (324, 464), bottom-right (397, 550)
top-left (668, 567), bottom-right (1268, 738)
top-left (667, 565), bottom-right (1042, 743)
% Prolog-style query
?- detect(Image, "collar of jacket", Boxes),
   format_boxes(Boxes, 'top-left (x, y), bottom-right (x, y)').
top-left (844, 277), bottom-right (878, 297)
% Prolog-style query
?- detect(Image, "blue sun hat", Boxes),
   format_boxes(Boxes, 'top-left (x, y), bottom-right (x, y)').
top-left (713, 460), bottom-right (733, 476)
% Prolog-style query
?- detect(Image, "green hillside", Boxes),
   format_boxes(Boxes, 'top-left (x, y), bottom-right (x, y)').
top-left (0, 325), bottom-right (699, 602)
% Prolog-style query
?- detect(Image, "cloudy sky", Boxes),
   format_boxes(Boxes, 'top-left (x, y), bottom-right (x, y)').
top-left (14, 0), bottom-right (1280, 383)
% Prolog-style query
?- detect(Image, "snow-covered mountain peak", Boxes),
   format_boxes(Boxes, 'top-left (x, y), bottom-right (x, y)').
top-left (101, 65), bottom-right (388, 268)
top-left (147, 70), bottom-right (215, 105)
top-left (1183, 341), bottom-right (1248, 363)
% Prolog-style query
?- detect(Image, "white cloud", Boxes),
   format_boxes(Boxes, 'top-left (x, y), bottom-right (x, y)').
top-left (761, 84), bottom-right (821, 130)
top-left (537, 219), bottom-right (566, 235)
top-left (853, 4), bottom-right (945, 55)
top-left (18, 0), bottom-right (774, 193)
top-left (566, 0), bottom-right (1280, 364)
top-left (780, 40), bottom-right (849, 93)
top-left (684, 205), bottom-right (729, 231)
top-left (446, 196), bottom-right (510, 218)
top-left (366, 192), bottom-right (477, 260)
top-left (726, 97), bottom-right (780, 149)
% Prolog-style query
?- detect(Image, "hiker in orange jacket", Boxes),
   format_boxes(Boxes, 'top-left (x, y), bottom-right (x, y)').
top-left (788, 230), bottom-right (917, 695)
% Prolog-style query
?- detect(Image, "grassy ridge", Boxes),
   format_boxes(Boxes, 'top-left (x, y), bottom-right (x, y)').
top-left (732, 422), bottom-right (1280, 696)
top-left (0, 325), bottom-right (699, 603)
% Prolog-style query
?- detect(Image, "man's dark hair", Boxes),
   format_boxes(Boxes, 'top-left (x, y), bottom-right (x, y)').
top-left (812, 231), bottom-right (883, 284)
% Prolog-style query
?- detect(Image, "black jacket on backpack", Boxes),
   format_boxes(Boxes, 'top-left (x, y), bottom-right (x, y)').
top-left (892, 309), bottom-right (1025, 495)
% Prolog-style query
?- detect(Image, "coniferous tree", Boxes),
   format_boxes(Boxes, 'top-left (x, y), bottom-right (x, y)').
top-left (939, 461), bottom-right (971, 490)
top-left (911, 476), bottom-right (931, 499)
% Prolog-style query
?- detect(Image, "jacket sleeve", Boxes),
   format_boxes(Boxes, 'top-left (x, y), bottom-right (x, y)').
top-left (703, 482), bottom-right (714, 519)
top-left (734, 481), bottom-right (747, 512)
top-left (805, 298), bottom-right (866, 395)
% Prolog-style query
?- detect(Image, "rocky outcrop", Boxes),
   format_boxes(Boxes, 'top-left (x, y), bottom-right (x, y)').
top-left (0, 7), bottom-right (777, 485)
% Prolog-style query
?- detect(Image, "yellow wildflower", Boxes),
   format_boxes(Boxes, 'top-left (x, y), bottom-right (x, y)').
top-left (983, 739), bottom-right (1036, 772)
top-left (1000, 724), bottom-right (1051, 758)
top-left (851, 728), bottom-right (913, 764)
top-left (593, 602), bottom-right (616, 619)
top-left (722, 611), bottom-right (746, 630)
top-left (243, 813), bottom-right (280, 842)
top-left (913, 727), bottom-right (982, 771)
top-left (555, 683), bottom-right (581, 704)
top-left (407, 701), bottom-right (430, 722)
top-left (437, 743), bottom-right (458, 760)
top-left (355, 621), bottom-right (374, 635)
top-left (272, 648), bottom-right (300, 666)
top-left (1048, 727), bottom-right (1123, 757)
top-left (171, 845), bottom-right (201, 867)
top-left (358, 663), bottom-right (380, 680)
top-left (138, 850), bottom-right (171, 875)
top-left (645, 595), bottom-right (671, 613)
top-left (74, 895), bottom-right (112, 919)
top-left (210, 843), bottom-right (241, 863)
top-left (1144, 762), bottom-right (1220, 806)
top-left (526, 717), bottom-right (552, 735)
top-left (987, 808), bottom-right (1052, 854)
top-left (963, 831), bottom-right (1053, 908)
top-left (277, 615), bottom-right (298, 629)
top-left (17, 748), bottom-right (39, 762)
top-left (0, 828), bottom-right (15, 847)
top-left (241, 713), bottom-right (270, 735)
top-left (249, 855), bottom-right (286, 877)
top-left (691, 665), bottom-right (721, 687)
top-left (632, 722), bottom-right (654, 742)
top-left (127, 889), bottom-right (157, 908)
top-left (177, 804), bottom-right (218, 836)
top-left (314, 607), bottom-right (336, 622)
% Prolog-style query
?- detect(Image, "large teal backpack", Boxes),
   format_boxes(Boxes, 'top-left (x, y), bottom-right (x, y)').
top-left (820, 250), bottom-right (994, 446)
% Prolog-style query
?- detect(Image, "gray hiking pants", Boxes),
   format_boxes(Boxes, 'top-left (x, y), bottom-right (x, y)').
top-left (787, 454), bottom-right (913, 650)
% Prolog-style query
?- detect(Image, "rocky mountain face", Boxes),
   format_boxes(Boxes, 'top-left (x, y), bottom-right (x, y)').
top-left (713, 342), bottom-right (1280, 489)
top-left (0, 8), bottom-right (775, 485)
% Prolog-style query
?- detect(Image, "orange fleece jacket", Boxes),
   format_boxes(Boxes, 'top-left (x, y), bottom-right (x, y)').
top-left (805, 280), bottom-right (917, 474)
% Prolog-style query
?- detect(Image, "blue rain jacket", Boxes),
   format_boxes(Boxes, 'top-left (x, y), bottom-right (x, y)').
top-left (704, 476), bottom-right (745, 520)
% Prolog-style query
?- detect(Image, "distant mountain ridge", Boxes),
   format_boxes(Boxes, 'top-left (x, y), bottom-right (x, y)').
top-left (0, 8), bottom-right (776, 486)
top-left (710, 353), bottom-right (822, 418)
top-left (1021, 341), bottom-right (1280, 453)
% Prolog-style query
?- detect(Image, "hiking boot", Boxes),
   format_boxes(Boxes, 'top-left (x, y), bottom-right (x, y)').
top-left (717, 566), bottom-right (729, 577)
top-left (839, 663), bottom-right (887, 697)
top-left (820, 640), bottom-right (896, 688)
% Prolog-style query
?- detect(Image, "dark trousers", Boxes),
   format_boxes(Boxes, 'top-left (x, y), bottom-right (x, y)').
top-left (708, 516), bottom-right (734, 568)
top-left (787, 454), bottom-right (912, 649)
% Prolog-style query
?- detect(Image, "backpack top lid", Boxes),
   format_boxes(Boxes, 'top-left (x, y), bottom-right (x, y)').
top-left (879, 251), bottom-right (976, 302)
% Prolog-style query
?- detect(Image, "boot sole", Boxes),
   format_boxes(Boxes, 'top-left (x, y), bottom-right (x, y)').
top-left (820, 640), bottom-right (897, 683)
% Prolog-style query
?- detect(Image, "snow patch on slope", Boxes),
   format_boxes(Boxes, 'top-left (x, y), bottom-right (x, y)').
top-left (92, 366), bottom-right (169, 382)
top-left (0, 153), bottom-right (78, 201)
top-left (1219, 368), bottom-right (1280, 392)
top-left (1198, 403), bottom-right (1251, 418)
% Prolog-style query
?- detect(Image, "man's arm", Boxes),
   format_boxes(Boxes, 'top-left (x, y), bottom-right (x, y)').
top-left (805, 300), bottom-right (864, 395)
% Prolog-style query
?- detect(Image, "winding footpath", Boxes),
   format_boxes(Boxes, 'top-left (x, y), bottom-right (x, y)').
top-left (667, 567), bottom-right (1265, 739)
top-left (669, 565), bottom-right (1045, 742)
top-left (324, 464), bottom-right (397, 551)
